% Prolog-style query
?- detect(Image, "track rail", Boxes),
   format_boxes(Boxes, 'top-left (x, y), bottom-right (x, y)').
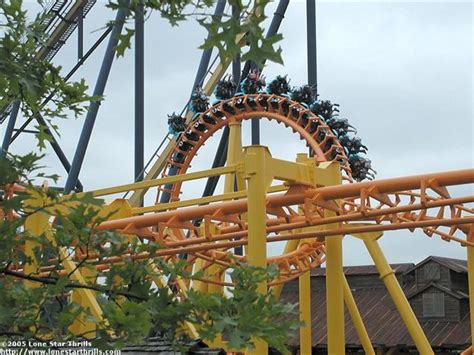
top-left (11, 168), bottom-right (472, 285)
top-left (159, 93), bottom-right (352, 202)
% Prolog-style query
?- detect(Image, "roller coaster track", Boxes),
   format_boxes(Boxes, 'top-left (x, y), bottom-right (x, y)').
top-left (158, 93), bottom-right (352, 203)
top-left (7, 91), bottom-right (471, 287)
top-left (10, 165), bottom-right (472, 286)
top-left (0, 0), bottom-right (97, 124)
top-left (127, 35), bottom-right (247, 206)
top-left (38, 0), bottom-right (97, 61)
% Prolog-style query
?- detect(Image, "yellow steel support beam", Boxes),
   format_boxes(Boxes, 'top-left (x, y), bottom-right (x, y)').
top-left (244, 146), bottom-right (271, 355)
top-left (191, 258), bottom-right (208, 294)
top-left (59, 248), bottom-right (107, 333)
top-left (299, 269), bottom-right (312, 355)
top-left (23, 195), bottom-right (49, 334)
top-left (323, 162), bottom-right (345, 355)
top-left (70, 266), bottom-right (98, 337)
top-left (326, 233), bottom-right (345, 354)
top-left (24, 211), bottom-right (47, 289)
top-left (268, 157), bottom-right (316, 187)
top-left (205, 224), bottom-right (223, 295)
top-left (361, 233), bottom-right (433, 354)
top-left (225, 121), bottom-right (244, 193)
top-left (343, 275), bottom-right (375, 355)
top-left (131, 184), bottom-right (287, 215)
top-left (148, 262), bottom-right (199, 338)
top-left (87, 164), bottom-right (239, 198)
top-left (128, 142), bottom-right (175, 207)
top-left (271, 154), bottom-right (329, 300)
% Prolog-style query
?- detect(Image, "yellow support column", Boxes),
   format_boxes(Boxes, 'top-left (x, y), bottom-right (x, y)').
top-left (299, 269), bottom-right (312, 355)
top-left (70, 265), bottom-right (98, 337)
top-left (322, 163), bottom-right (345, 355)
top-left (23, 197), bottom-right (49, 334)
top-left (24, 212), bottom-right (48, 289)
top-left (363, 235), bottom-right (432, 354)
top-left (192, 258), bottom-right (209, 294)
top-left (244, 146), bottom-right (270, 355)
top-left (343, 275), bottom-right (374, 355)
top-left (326, 233), bottom-right (345, 354)
top-left (225, 120), bottom-right (244, 192)
top-left (467, 230), bottom-right (474, 350)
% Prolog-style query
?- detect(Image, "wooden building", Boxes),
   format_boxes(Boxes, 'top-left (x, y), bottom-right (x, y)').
top-left (281, 256), bottom-right (471, 354)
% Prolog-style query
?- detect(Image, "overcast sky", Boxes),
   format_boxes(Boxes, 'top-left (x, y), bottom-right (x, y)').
top-left (4, 1), bottom-right (473, 266)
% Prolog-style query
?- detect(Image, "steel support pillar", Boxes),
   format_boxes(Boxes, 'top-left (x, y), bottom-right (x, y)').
top-left (1, 100), bottom-right (20, 157)
top-left (209, 0), bottom-right (290, 194)
top-left (299, 269), bottom-right (312, 355)
top-left (363, 234), bottom-right (433, 354)
top-left (306, 0), bottom-right (317, 157)
top-left (64, 4), bottom-right (128, 194)
top-left (241, 0), bottom-right (289, 78)
top-left (159, 1), bottom-right (226, 205)
top-left (306, 0), bottom-right (317, 90)
top-left (36, 114), bottom-right (83, 191)
top-left (232, 3), bottom-right (241, 85)
top-left (245, 146), bottom-right (269, 355)
top-left (343, 275), bottom-right (375, 355)
top-left (324, 163), bottom-right (344, 354)
top-left (199, 126), bottom-right (229, 200)
top-left (70, 265), bottom-right (98, 336)
top-left (249, 0), bottom-right (290, 146)
top-left (224, 121), bottom-right (243, 193)
top-left (467, 228), bottom-right (474, 350)
top-left (225, 121), bottom-right (244, 255)
top-left (326, 233), bottom-right (345, 354)
top-left (23, 199), bottom-right (48, 289)
top-left (191, 0), bottom-right (226, 91)
top-left (78, 4), bottom-right (84, 60)
top-left (135, 0), bottom-right (144, 187)
top-left (251, 119), bottom-right (260, 145)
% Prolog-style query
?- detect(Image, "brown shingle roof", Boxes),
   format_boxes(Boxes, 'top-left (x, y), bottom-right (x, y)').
top-left (310, 263), bottom-right (414, 277)
top-left (281, 287), bottom-right (471, 348)
top-left (406, 282), bottom-right (469, 299)
top-left (404, 256), bottom-right (468, 274)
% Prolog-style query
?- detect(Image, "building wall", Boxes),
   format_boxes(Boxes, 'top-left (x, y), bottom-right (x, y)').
top-left (450, 271), bottom-right (468, 293)
top-left (415, 261), bottom-right (450, 288)
top-left (410, 286), bottom-right (461, 322)
top-left (310, 273), bottom-right (404, 290)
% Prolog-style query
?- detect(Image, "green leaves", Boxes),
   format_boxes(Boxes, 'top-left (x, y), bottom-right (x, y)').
top-left (0, 1), bottom-right (94, 147)
top-left (109, 0), bottom-right (283, 67)
top-left (186, 263), bottom-right (299, 354)
top-left (1, 0), bottom-right (295, 351)
top-left (115, 28), bottom-right (135, 57)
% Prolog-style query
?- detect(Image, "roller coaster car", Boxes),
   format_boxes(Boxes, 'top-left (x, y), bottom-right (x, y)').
top-left (267, 75), bottom-right (291, 96)
top-left (349, 155), bottom-right (376, 181)
top-left (290, 84), bottom-right (316, 106)
top-left (241, 69), bottom-right (266, 94)
top-left (215, 76), bottom-right (238, 101)
top-left (310, 100), bottom-right (340, 121)
top-left (339, 134), bottom-right (368, 155)
top-left (189, 86), bottom-right (209, 114)
top-left (167, 113), bottom-right (187, 135)
top-left (326, 117), bottom-right (357, 136)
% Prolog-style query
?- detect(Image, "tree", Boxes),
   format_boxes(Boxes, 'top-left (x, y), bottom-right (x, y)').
top-left (0, 1), bottom-right (298, 353)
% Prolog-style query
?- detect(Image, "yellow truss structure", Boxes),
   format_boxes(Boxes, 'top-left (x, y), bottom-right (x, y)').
top-left (12, 142), bottom-right (473, 354)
